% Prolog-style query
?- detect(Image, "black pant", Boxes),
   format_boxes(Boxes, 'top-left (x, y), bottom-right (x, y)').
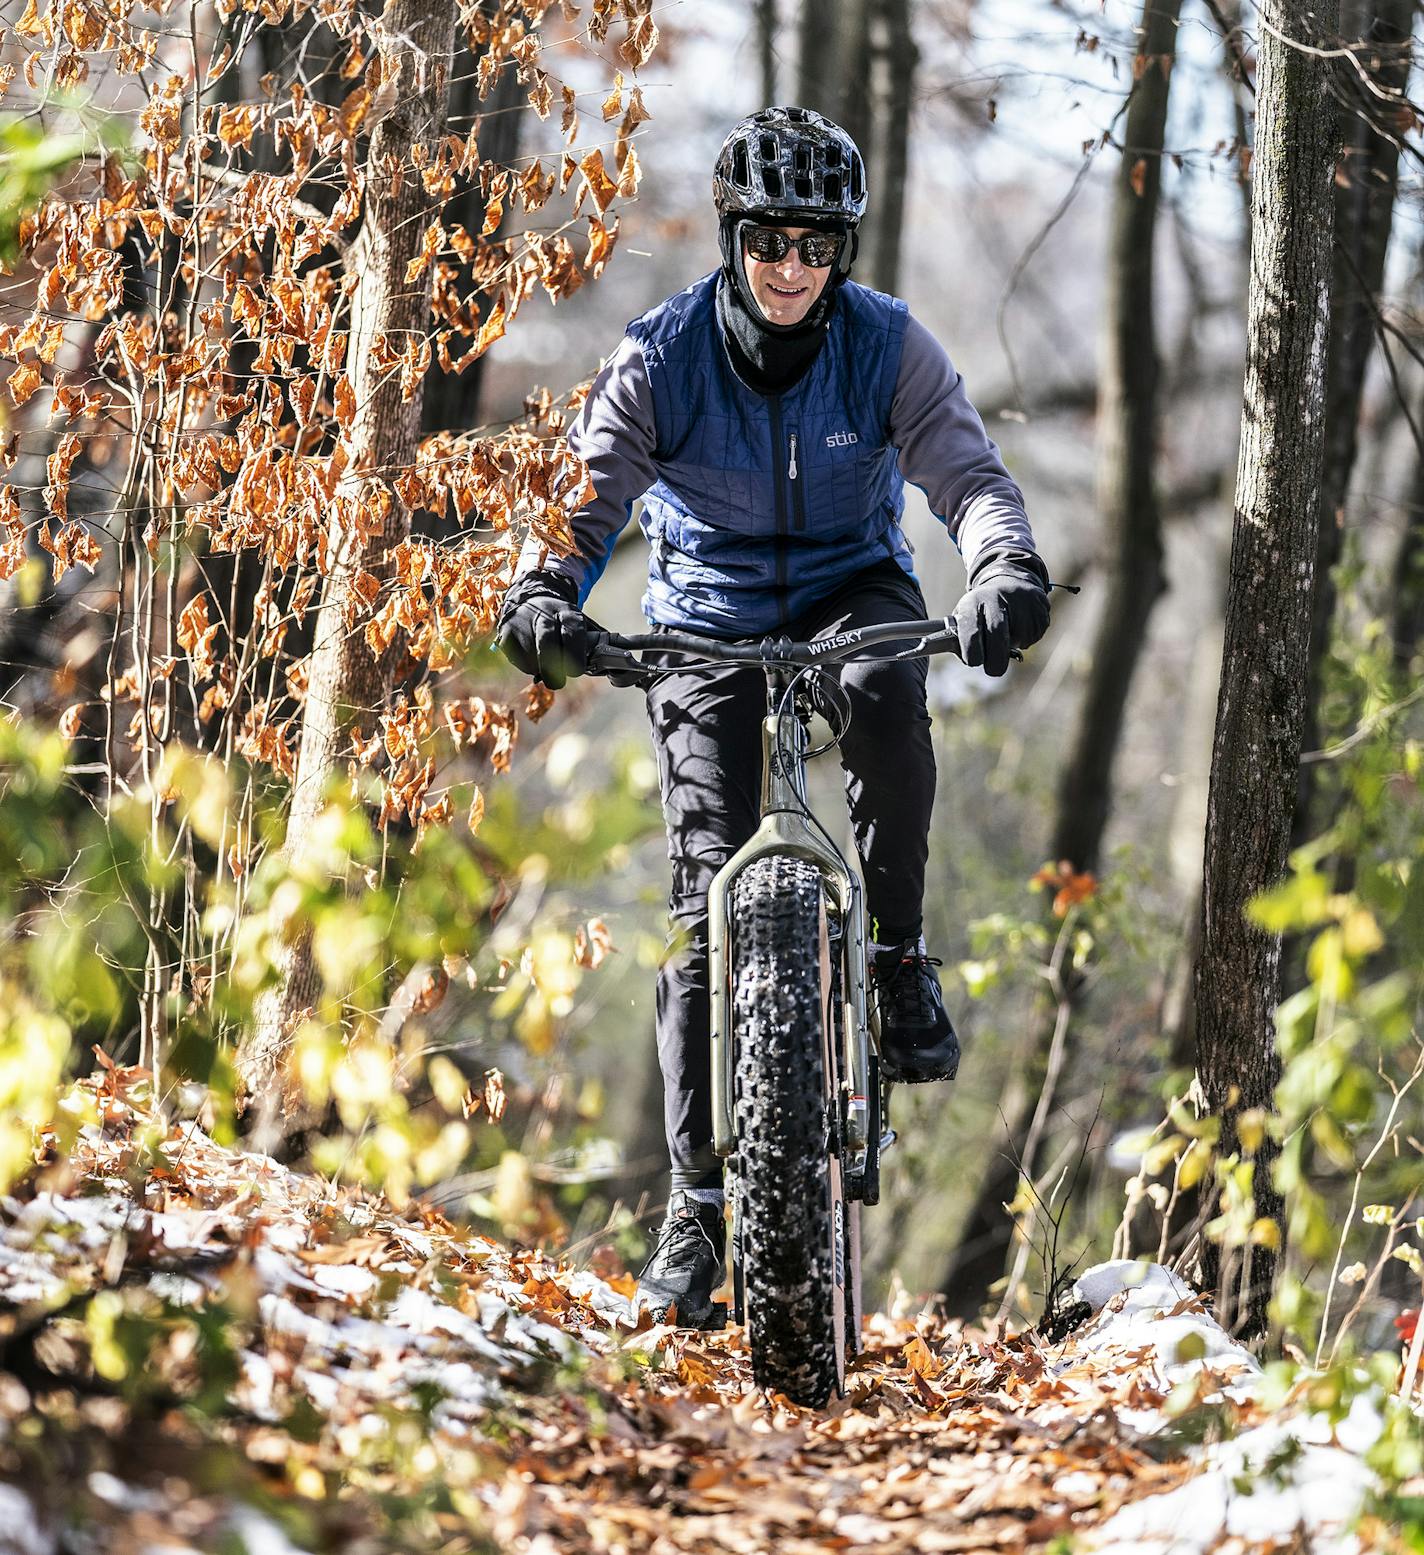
top-left (645, 559), bottom-right (937, 1188)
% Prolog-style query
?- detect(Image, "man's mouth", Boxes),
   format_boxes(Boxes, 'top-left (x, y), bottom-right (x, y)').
top-left (768, 282), bottom-right (807, 299)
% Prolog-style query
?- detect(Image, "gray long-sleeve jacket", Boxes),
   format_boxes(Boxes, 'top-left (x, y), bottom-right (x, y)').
top-left (517, 272), bottom-right (1038, 634)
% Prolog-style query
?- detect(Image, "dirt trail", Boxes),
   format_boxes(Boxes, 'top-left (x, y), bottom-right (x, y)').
top-left (0, 1068), bottom-right (1265, 1555)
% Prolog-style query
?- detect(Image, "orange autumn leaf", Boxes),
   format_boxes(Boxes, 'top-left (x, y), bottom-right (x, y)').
top-left (7, 362), bottom-right (41, 408)
top-left (1030, 860), bottom-right (1098, 917)
top-left (473, 297), bottom-right (507, 358)
top-left (337, 84), bottom-right (370, 138)
top-left (903, 1333), bottom-right (944, 1379)
top-left (48, 520), bottom-right (101, 582)
top-left (584, 215), bottom-right (618, 278)
top-left (618, 13), bottom-right (659, 69)
top-left (578, 148), bottom-right (619, 216)
top-left (217, 103), bottom-right (255, 150)
top-left (177, 593), bottom-right (219, 682)
top-left (574, 918), bottom-right (614, 970)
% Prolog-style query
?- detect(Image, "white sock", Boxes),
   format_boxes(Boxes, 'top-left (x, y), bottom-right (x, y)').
top-left (681, 1187), bottom-right (725, 1209)
top-left (870, 933), bottom-right (927, 959)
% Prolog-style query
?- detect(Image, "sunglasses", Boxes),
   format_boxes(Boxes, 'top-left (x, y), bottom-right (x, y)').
top-left (741, 225), bottom-right (844, 269)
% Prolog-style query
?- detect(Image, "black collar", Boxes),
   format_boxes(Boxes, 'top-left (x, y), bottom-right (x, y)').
top-left (714, 272), bottom-right (833, 397)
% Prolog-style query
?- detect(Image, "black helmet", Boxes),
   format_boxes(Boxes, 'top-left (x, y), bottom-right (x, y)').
top-left (713, 107), bottom-right (867, 228)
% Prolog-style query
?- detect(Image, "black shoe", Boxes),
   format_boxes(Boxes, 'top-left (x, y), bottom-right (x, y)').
top-left (635, 1192), bottom-right (727, 1327)
top-left (872, 940), bottom-right (961, 1084)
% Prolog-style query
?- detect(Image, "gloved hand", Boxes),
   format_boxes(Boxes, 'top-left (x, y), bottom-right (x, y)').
top-left (496, 570), bottom-right (596, 690)
top-left (952, 551), bottom-right (1051, 677)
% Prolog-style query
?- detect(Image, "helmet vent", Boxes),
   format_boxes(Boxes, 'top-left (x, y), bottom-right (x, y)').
top-left (712, 108), bottom-right (868, 227)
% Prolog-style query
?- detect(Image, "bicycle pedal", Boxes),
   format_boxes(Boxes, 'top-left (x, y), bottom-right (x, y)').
top-left (878, 1128), bottom-right (897, 1152)
top-left (696, 1301), bottom-right (729, 1332)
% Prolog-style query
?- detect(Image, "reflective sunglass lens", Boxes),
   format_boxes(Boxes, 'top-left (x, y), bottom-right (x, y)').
top-left (744, 228), bottom-right (789, 261)
top-left (743, 227), bottom-right (841, 268)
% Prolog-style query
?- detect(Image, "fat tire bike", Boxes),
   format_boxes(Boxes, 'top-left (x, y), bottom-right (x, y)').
top-left (588, 615), bottom-right (987, 1408)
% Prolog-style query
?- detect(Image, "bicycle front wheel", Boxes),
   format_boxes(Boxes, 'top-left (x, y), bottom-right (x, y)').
top-left (731, 854), bottom-right (844, 1406)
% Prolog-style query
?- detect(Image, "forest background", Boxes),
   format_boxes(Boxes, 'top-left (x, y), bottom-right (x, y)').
top-left (0, 0), bottom-right (1421, 1399)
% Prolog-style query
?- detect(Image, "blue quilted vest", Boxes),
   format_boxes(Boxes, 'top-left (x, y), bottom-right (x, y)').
top-left (624, 271), bottom-right (913, 636)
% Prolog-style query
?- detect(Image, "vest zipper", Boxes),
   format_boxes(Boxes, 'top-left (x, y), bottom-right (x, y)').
top-left (768, 395), bottom-right (790, 622)
top-left (788, 429), bottom-right (806, 531)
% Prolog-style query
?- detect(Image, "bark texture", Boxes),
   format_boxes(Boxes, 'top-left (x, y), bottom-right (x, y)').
top-left (797, 0), bottom-right (840, 109)
top-left (756, 0), bottom-right (778, 106)
top-left (239, 0), bottom-right (458, 1113)
top-left (1295, 0), bottom-right (1412, 833)
top-left (1392, 380), bottom-right (1424, 668)
top-left (1194, 0), bottom-right (1340, 1335)
top-left (865, 0), bottom-right (916, 297)
top-left (1052, 0), bottom-right (1181, 871)
top-left (791, 0), bottom-right (908, 297)
top-left (421, 30), bottom-right (526, 438)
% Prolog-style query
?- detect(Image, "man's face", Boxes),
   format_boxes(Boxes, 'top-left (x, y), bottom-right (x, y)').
top-left (741, 224), bottom-right (836, 327)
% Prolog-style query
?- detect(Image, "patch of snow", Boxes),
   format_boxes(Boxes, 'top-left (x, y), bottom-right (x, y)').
top-left (1071, 1261), bottom-right (1199, 1317)
top-left (0, 1482), bottom-right (55, 1554)
top-left (224, 1506), bottom-right (314, 1555)
top-left (564, 1269), bottom-right (636, 1327)
top-left (306, 1263), bottom-right (379, 1300)
top-left (1071, 1264), bottom-right (1388, 1555)
top-left (1088, 1427), bottom-right (1376, 1555)
top-left (0, 1244), bottom-right (68, 1304)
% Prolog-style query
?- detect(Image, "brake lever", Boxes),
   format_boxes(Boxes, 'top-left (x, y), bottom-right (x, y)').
top-left (587, 638), bottom-right (657, 688)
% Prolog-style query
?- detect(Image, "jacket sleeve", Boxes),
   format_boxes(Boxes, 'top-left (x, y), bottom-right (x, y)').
top-left (513, 334), bottom-right (658, 604)
top-left (889, 313), bottom-right (1040, 580)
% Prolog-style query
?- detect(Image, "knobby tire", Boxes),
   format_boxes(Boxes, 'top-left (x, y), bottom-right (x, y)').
top-left (731, 854), bottom-right (841, 1407)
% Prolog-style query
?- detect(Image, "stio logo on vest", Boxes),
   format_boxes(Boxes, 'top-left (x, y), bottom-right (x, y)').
top-left (826, 430), bottom-right (860, 448)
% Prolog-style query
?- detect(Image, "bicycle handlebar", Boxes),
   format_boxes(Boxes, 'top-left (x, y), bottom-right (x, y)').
top-left (584, 617), bottom-right (1018, 687)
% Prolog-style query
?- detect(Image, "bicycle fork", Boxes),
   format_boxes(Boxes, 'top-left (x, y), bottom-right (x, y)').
top-left (706, 706), bottom-right (877, 1179)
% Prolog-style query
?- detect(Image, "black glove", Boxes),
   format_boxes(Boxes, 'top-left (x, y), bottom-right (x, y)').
top-left (496, 570), bottom-right (596, 690)
top-left (952, 550), bottom-right (1051, 677)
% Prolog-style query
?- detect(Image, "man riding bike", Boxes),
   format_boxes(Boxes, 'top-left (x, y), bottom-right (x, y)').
top-left (497, 107), bottom-right (1051, 1326)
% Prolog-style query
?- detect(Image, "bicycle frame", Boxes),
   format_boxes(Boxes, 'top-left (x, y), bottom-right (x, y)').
top-left (705, 671), bottom-right (877, 1178)
top-left (587, 615), bottom-right (985, 1194)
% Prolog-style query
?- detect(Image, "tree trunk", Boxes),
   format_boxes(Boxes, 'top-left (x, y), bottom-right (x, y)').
top-left (835, 0), bottom-right (875, 166)
top-left (1294, 0), bottom-right (1412, 832)
top-left (1160, 527), bottom-right (1230, 1073)
top-left (756, 0), bottom-right (778, 106)
top-left (1052, 0), bottom-right (1180, 872)
top-left (421, 28), bottom-right (527, 438)
top-left (1194, 0), bottom-right (1339, 1337)
top-left (797, 0), bottom-right (840, 112)
top-left (238, 0), bottom-right (459, 1115)
top-left (1392, 380), bottom-right (1424, 669)
top-left (865, 0), bottom-right (916, 297)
